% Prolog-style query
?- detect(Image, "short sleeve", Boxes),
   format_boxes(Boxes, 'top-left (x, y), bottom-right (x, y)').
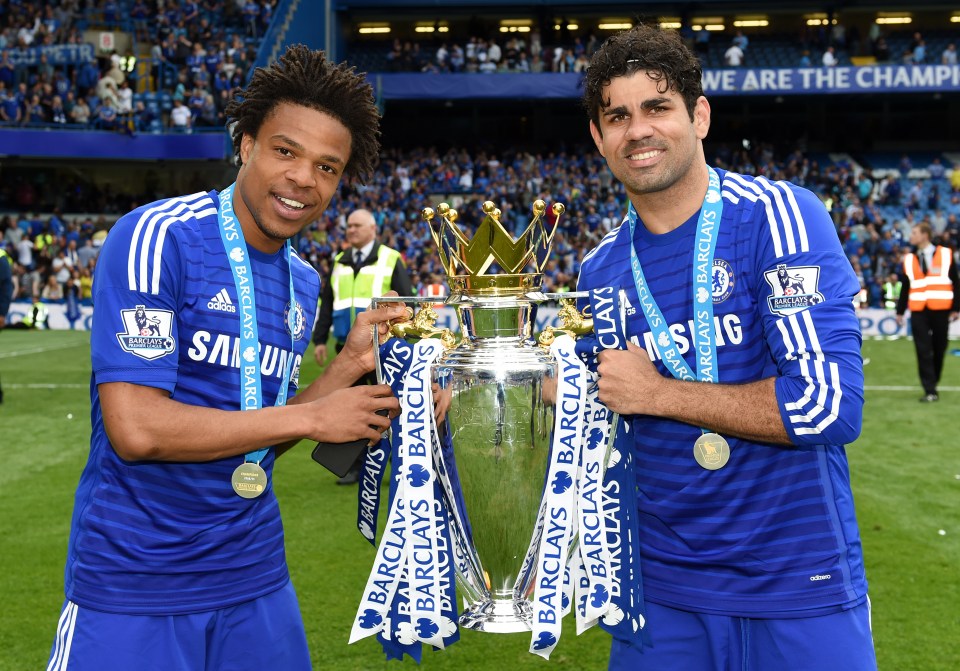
top-left (91, 209), bottom-right (184, 393)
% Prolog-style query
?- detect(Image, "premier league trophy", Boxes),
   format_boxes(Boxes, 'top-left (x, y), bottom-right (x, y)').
top-left (416, 200), bottom-right (569, 633)
top-left (348, 200), bottom-right (644, 660)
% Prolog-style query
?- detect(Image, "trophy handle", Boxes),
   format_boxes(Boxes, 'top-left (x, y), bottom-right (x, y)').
top-left (388, 303), bottom-right (458, 348)
top-left (537, 297), bottom-right (594, 347)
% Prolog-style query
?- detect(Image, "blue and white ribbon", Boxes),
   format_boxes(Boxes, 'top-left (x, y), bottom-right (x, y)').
top-left (356, 339), bottom-right (414, 543)
top-left (529, 334), bottom-right (585, 659)
top-left (584, 287), bottom-right (648, 646)
top-left (626, 166), bottom-right (723, 385)
top-left (400, 339), bottom-right (445, 648)
top-left (574, 369), bottom-right (614, 628)
top-left (350, 339), bottom-right (451, 658)
top-left (216, 183), bottom-right (296, 466)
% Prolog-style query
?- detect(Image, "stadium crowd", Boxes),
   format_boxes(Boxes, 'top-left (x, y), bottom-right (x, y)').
top-left (366, 25), bottom-right (960, 73)
top-left (2, 143), bottom-right (959, 316)
top-left (0, 0), bottom-right (273, 132)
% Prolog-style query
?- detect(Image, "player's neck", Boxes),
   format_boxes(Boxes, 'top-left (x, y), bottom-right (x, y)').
top-left (232, 188), bottom-right (284, 255)
top-left (629, 163), bottom-right (710, 235)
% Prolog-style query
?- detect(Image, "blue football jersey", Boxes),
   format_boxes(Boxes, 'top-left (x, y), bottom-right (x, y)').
top-left (65, 190), bottom-right (320, 615)
top-left (577, 169), bottom-right (867, 617)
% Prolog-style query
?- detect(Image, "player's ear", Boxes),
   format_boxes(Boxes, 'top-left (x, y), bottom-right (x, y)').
top-left (693, 96), bottom-right (710, 140)
top-left (589, 120), bottom-right (605, 156)
top-left (239, 132), bottom-right (254, 165)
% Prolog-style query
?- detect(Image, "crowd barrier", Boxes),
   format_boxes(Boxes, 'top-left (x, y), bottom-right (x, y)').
top-left (7, 302), bottom-right (959, 338)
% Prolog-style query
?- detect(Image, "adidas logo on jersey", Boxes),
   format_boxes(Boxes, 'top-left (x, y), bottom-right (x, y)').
top-left (809, 574), bottom-right (832, 582)
top-left (207, 289), bottom-right (237, 313)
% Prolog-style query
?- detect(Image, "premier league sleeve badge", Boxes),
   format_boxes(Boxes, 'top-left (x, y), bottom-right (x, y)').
top-left (763, 264), bottom-right (826, 316)
top-left (116, 305), bottom-right (176, 360)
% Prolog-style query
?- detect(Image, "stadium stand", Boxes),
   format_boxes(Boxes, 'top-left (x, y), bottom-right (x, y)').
top-left (0, 0), bottom-right (271, 133)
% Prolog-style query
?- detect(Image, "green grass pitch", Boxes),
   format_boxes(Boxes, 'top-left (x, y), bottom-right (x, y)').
top-left (0, 331), bottom-right (957, 669)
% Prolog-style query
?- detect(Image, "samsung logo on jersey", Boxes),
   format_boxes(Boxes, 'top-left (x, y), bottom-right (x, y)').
top-left (187, 330), bottom-right (301, 384)
top-left (809, 574), bottom-right (832, 582)
top-left (633, 314), bottom-right (743, 362)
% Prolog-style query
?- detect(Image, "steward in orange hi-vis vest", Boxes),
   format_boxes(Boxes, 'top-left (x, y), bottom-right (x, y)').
top-left (896, 222), bottom-right (960, 402)
top-left (903, 245), bottom-right (954, 312)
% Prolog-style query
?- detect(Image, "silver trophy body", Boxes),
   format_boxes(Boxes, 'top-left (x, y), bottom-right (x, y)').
top-left (374, 199), bottom-right (593, 633)
top-left (434, 295), bottom-right (555, 632)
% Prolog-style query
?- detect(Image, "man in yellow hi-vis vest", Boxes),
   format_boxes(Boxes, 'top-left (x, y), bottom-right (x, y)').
top-left (312, 208), bottom-right (412, 362)
top-left (311, 209), bottom-right (412, 481)
top-left (895, 222), bottom-right (960, 402)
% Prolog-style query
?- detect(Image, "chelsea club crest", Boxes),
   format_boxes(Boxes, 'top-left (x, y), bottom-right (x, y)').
top-left (284, 300), bottom-right (306, 340)
top-left (712, 259), bottom-right (735, 304)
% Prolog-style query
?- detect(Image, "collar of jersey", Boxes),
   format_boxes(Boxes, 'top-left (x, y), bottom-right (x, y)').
top-left (624, 201), bottom-right (701, 248)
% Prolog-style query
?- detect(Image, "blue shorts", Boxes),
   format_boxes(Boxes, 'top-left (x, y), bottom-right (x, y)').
top-left (610, 599), bottom-right (877, 671)
top-left (47, 581), bottom-right (311, 671)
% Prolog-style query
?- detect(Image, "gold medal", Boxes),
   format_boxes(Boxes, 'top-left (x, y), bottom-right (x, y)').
top-left (231, 462), bottom-right (268, 499)
top-left (693, 432), bottom-right (730, 470)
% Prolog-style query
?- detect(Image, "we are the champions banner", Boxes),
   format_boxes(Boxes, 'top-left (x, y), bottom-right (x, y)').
top-left (376, 65), bottom-right (960, 100)
top-left (702, 64), bottom-right (960, 96)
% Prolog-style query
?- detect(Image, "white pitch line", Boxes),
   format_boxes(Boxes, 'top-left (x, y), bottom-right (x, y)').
top-left (0, 342), bottom-right (88, 359)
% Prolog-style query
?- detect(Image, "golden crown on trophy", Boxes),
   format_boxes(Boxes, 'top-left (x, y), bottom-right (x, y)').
top-left (421, 199), bottom-right (565, 296)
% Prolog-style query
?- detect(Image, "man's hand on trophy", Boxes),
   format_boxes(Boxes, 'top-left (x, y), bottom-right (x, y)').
top-left (597, 342), bottom-right (663, 415)
top-left (313, 343), bottom-right (328, 365)
top-left (540, 375), bottom-right (557, 406)
top-left (432, 382), bottom-right (452, 425)
top-left (340, 294), bottom-right (408, 375)
top-left (308, 385), bottom-right (399, 445)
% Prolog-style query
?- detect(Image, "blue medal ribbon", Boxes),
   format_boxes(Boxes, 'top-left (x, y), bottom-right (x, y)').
top-left (626, 166), bottom-right (723, 385)
top-left (216, 184), bottom-right (297, 469)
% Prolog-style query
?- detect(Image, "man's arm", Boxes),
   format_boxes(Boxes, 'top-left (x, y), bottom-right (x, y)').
top-left (311, 263), bottom-right (334, 362)
top-left (896, 270), bottom-right (911, 323)
top-left (100, 381), bottom-right (397, 462)
top-left (950, 254), bottom-right (960, 315)
top-left (391, 257), bottom-right (414, 297)
top-left (0, 256), bottom-right (12, 323)
top-left (102, 303), bottom-right (407, 463)
top-left (597, 183), bottom-right (863, 448)
top-left (598, 344), bottom-right (788, 443)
